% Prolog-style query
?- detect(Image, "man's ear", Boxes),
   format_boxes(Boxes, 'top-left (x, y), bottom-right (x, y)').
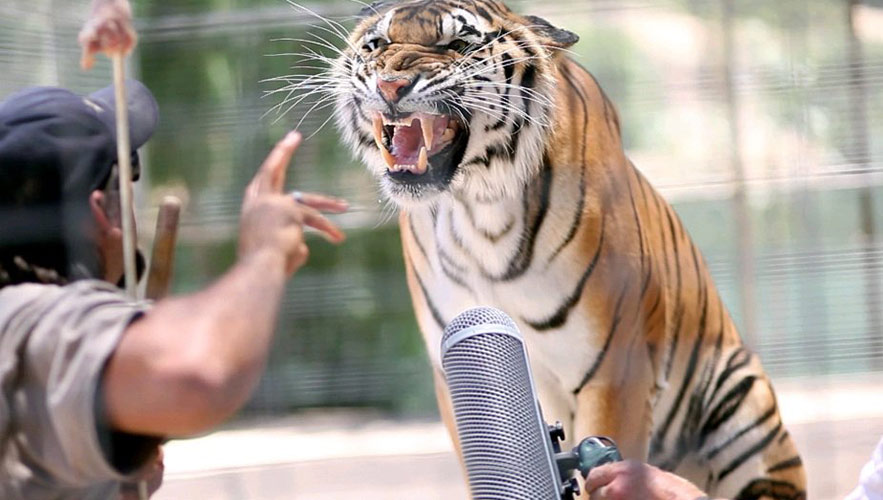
top-left (524, 15), bottom-right (579, 49)
top-left (89, 190), bottom-right (115, 234)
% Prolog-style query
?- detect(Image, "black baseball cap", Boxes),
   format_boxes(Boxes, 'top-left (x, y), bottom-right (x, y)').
top-left (0, 80), bottom-right (158, 284)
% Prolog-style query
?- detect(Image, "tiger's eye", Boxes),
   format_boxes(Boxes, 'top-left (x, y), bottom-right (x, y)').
top-left (446, 39), bottom-right (470, 53)
top-left (362, 38), bottom-right (388, 52)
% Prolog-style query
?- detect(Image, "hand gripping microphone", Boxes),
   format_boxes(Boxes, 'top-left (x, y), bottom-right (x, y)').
top-left (441, 307), bottom-right (622, 500)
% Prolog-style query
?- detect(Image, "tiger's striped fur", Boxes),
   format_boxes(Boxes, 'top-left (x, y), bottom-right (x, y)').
top-left (328, 1), bottom-right (806, 497)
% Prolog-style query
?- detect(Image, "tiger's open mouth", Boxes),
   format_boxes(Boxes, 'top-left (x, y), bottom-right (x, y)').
top-left (372, 112), bottom-right (468, 189)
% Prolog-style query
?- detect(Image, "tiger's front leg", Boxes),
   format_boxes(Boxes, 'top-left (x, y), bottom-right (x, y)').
top-left (681, 348), bottom-right (807, 500)
top-left (571, 350), bottom-right (657, 461)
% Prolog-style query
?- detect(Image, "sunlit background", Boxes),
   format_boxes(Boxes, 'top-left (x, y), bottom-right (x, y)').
top-left (2, 0), bottom-right (882, 498)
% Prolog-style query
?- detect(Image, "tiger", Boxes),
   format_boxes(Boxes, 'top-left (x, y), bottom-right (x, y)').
top-left (326, 1), bottom-right (807, 498)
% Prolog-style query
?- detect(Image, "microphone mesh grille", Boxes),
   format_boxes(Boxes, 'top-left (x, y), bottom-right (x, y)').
top-left (443, 306), bottom-right (518, 340)
top-left (442, 308), bottom-right (559, 499)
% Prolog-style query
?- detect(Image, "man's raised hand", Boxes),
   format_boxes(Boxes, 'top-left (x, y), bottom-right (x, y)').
top-left (240, 132), bottom-right (347, 276)
top-left (78, 0), bottom-right (137, 70)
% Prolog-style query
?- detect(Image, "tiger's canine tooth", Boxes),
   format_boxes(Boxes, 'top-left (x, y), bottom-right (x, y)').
top-left (420, 117), bottom-right (434, 150)
top-left (416, 147), bottom-right (428, 174)
top-left (441, 127), bottom-right (455, 143)
top-left (372, 115), bottom-right (384, 148)
top-left (380, 143), bottom-right (396, 169)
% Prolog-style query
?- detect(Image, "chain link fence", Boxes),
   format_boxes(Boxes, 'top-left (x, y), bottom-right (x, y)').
top-left (2, 0), bottom-right (882, 417)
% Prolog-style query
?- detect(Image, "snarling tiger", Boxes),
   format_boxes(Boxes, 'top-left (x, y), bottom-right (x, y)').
top-left (327, 1), bottom-right (806, 497)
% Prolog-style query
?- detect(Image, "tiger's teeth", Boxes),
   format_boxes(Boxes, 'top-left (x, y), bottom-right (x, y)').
top-left (380, 143), bottom-right (396, 169)
top-left (415, 147), bottom-right (428, 174)
top-left (441, 127), bottom-right (455, 142)
top-left (372, 115), bottom-right (384, 148)
top-left (420, 117), bottom-right (434, 150)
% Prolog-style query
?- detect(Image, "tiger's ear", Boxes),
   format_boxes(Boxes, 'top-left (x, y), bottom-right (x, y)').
top-left (523, 15), bottom-right (579, 49)
top-left (358, 1), bottom-right (397, 19)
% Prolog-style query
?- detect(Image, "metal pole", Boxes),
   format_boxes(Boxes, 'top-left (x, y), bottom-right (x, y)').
top-left (846, 0), bottom-right (882, 368)
top-left (721, 0), bottom-right (758, 348)
top-left (111, 55), bottom-right (138, 299)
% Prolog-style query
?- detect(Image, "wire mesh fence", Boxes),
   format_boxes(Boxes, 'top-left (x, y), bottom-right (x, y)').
top-left (1, 0), bottom-right (881, 418)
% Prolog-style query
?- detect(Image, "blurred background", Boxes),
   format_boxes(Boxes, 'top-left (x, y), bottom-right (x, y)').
top-left (2, 0), bottom-right (882, 498)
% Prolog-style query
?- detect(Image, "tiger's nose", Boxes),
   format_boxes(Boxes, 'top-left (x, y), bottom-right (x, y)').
top-left (377, 77), bottom-right (413, 104)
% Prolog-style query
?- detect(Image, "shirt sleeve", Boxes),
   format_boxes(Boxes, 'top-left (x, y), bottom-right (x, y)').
top-left (846, 437), bottom-right (883, 500)
top-left (3, 280), bottom-right (155, 487)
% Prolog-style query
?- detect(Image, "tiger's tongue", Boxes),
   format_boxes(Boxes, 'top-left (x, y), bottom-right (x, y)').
top-left (391, 122), bottom-right (423, 165)
top-left (391, 115), bottom-right (450, 165)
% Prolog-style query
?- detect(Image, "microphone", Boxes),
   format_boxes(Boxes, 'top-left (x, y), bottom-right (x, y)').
top-left (441, 307), bottom-right (622, 500)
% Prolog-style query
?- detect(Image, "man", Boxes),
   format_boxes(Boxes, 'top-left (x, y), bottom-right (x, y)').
top-left (586, 461), bottom-right (714, 500)
top-left (847, 437), bottom-right (883, 500)
top-left (0, 79), bottom-right (347, 498)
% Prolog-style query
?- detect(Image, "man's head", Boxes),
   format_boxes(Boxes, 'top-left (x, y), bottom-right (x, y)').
top-left (0, 80), bottom-right (158, 288)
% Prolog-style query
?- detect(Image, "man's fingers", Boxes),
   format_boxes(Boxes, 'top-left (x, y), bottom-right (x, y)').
top-left (260, 131), bottom-right (302, 193)
top-left (81, 50), bottom-right (97, 71)
top-left (244, 132), bottom-right (302, 205)
top-left (288, 243), bottom-right (310, 275)
top-left (295, 192), bottom-right (349, 213)
top-left (298, 204), bottom-right (346, 244)
top-left (585, 462), bottom-right (625, 492)
top-left (78, 13), bottom-right (138, 71)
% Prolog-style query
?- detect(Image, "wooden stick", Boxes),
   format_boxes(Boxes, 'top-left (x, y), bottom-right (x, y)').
top-left (111, 54), bottom-right (138, 299)
top-left (145, 196), bottom-right (182, 301)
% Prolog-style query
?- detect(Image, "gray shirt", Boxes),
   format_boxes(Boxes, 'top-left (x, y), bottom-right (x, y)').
top-left (0, 280), bottom-right (155, 499)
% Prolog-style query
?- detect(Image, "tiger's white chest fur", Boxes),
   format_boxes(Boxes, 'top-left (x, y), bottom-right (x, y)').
top-left (407, 194), bottom-right (603, 424)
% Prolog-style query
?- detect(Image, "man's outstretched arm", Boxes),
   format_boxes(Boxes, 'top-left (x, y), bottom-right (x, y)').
top-left (102, 133), bottom-right (348, 437)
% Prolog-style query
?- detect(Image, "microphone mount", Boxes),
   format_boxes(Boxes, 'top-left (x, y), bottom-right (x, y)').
top-left (548, 422), bottom-right (623, 500)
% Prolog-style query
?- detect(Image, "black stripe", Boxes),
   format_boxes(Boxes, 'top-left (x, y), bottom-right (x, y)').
top-left (667, 306), bottom-right (722, 470)
top-left (409, 255), bottom-right (446, 331)
top-left (490, 155), bottom-right (552, 282)
top-left (628, 166), bottom-right (655, 300)
top-left (718, 419), bottom-right (783, 482)
top-left (520, 64), bottom-right (536, 114)
top-left (438, 246), bottom-right (467, 273)
top-left (353, 96), bottom-right (371, 124)
top-left (446, 207), bottom-right (467, 252)
top-left (662, 206), bottom-right (684, 381)
top-left (507, 118), bottom-right (525, 159)
top-left (708, 405), bottom-right (777, 463)
top-left (698, 375), bottom-right (758, 450)
top-left (701, 302), bottom-right (727, 408)
top-left (548, 66), bottom-right (590, 263)
top-left (626, 167), bottom-right (649, 296)
top-left (525, 220), bottom-right (605, 331)
top-left (654, 189), bottom-right (671, 284)
top-left (457, 198), bottom-right (515, 242)
top-left (502, 52), bottom-right (515, 83)
top-left (654, 275), bottom-right (709, 463)
top-left (767, 456), bottom-right (803, 474)
top-left (484, 217), bottom-right (516, 242)
top-left (478, 0), bottom-right (506, 17)
top-left (423, 75), bottom-right (452, 91)
top-left (647, 288), bottom-right (662, 322)
top-left (408, 214), bottom-right (429, 263)
top-left (438, 248), bottom-right (473, 292)
top-left (778, 431), bottom-right (790, 445)
top-left (573, 279), bottom-right (629, 394)
top-left (734, 479), bottom-right (805, 500)
top-left (707, 347), bottom-right (752, 406)
top-left (474, 5), bottom-right (494, 22)
top-left (490, 53), bottom-right (515, 130)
